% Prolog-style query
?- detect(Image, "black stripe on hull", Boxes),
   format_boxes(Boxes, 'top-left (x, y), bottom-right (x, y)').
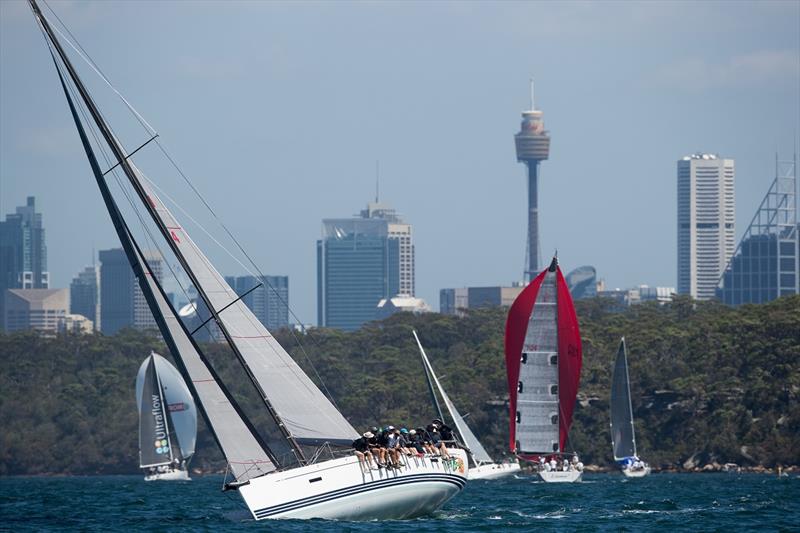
top-left (252, 473), bottom-right (466, 519)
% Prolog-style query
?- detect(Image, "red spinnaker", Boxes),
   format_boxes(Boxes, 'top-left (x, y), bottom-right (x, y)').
top-left (555, 267), bottom-right (582, 452)
top-left (503, 263), bottom-right (583, 454)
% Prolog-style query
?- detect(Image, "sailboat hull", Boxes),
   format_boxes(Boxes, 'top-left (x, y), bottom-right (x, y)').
top-left (467, 462), bottom-right (521, 480)
top-left (144, 468), bottom-right (190, 481)
top-left (538, 469), bottom-right (582, 483)
top-left (621, 466), bottom-right (651, 478)
top-left (239, 449), bottom-right (468, 520)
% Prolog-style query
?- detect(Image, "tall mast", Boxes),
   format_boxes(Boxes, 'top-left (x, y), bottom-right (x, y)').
top-left (27, 0), bottom-right (303, 463)
top-left (413, 330), bottom-right (446, 423)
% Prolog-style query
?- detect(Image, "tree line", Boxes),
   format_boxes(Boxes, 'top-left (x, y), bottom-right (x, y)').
top-left (0, 295), bottom-right (797, 475)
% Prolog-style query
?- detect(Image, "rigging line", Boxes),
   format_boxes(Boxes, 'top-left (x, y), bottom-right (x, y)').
top-left (41, 0), bottom-right (156, 136)
top-left (190, 282), bottom-right (263, 336)
top-left (103, 134), bottom-right (159, 176)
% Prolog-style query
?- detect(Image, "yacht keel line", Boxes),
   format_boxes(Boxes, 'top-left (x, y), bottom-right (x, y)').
top-left (29, 0), bottom-right (466, 519)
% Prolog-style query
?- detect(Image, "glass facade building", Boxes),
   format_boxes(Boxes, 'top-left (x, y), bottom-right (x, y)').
top-left (718, 157), bottom-right (798, 305)
top-left (225, 275), bottom-right (290, 331)
top-left (565, 265), bottom-right (597, 300)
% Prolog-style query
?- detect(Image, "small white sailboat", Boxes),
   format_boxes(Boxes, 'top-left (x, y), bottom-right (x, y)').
top-left (135, 352), bottom-right (197, 481)
top-left (30, 0), bottom-right (466, 519)
top-left (610, 337), bottom-right (651, 478)
top-left (505, 257), bottom-right (584, 483)
top-left (413, 331), bottom-right (520, 481)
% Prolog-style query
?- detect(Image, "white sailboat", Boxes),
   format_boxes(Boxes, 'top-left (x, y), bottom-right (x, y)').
top-left (610, 338), bottom-right (651, 478)
top-left (413, 331), bottom-right (520, 481)
top-left (30, 0), bottom-right (466, 519)
top-left (136, 352), bottom-right (197, 481)
top-left (505, 257), bottom-right (584, 483)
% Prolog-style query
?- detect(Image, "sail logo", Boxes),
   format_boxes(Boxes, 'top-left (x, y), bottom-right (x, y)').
top-left (170, 230), bottom-right (181, 243)
top-left (168, 402), bottom-right (187, 412)
top-left (151, 394), bottom-right (169, 454)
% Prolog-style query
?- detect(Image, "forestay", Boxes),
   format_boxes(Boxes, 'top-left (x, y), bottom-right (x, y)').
top-left (413, 331), bottom-right (493, 464)
top-left (129, 163), bottom-right (359, 446)
top-left (610, 338), bottom-right (637, 460)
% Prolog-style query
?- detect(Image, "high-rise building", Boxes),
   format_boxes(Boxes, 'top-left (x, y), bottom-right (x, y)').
top-left (3, 288), bottom-right (67, 334)
top-left (70, 265), bottom-right (100, 331)
top-left (565, 266), bottom-right (598, 300)
top-left (317, 201), bottom-right (412, 331)
top-left (718, 156), bottom-right (798, 305)
top-left (515, 82), bottom-right (551, 280)
top-left (0, 197), bottom-right (49, 329)
top-left (439, 285), bottom-right (523, 315)
top-left (677, 153), bottom-right (735, 300)
top-left (225, 274), bottom-right (290, 331)
top-left (99, 248), bottom-right (162, 334)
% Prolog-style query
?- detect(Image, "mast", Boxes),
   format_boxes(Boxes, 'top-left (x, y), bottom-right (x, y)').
top-left (28, 0), bottom-right (305, 464)
top-left (153, 356), bottom-right (177, 464)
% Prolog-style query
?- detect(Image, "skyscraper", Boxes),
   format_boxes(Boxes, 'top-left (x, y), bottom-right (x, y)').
top-left (514, 82), bottom-right (550, 280)
top-left (225, 274), bottom-right (290, 331)
top-left (677, 154), bottom-right (735, 300)
top-left (718, 155), bottom-right (798, 305)
top-left (317, 201), bottom-right (412, 331)
top-left (0, 197), bottom-right (49, 330)
top-left (565, 266), bottom-right (598, 300)
top-left (70, 265), bottom-right (100, 331)
top-left (99, 248), bottom-right (162, 334)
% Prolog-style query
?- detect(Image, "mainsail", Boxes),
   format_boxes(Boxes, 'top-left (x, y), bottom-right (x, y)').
top-left (610, 338), bottom-right (637, 460)
top-left (136, 356), bottom-right (175, 468)
top-left (413, 331), bottom-right (493, 465)
top-left (136, 353), bottom-right (198, 461)
top-left (29, 0), bottom-right (355, 482)
top-left (504, 257), bottom-right (582, 457)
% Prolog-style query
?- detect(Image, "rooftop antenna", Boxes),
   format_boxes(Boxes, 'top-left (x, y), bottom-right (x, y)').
top-left (375, 160), bottom-right (380, 203)
top-left (529, 77), bottom-right (535, 111)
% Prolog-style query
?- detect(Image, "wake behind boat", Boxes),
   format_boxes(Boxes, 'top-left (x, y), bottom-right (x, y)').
top-left (610, 338), bottom-right (651, 478)
top-left (29, 0), bottom-right (465, 519)
top-left (136, 352), bottom-right (197, 481)
top-left (504, 256), bottom-right (584, 483)
top-left (413, 331), bottom-right (520, 481)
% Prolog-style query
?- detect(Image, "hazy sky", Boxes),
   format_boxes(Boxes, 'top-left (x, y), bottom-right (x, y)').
top-left (1, 0), bottom-right (798, 321)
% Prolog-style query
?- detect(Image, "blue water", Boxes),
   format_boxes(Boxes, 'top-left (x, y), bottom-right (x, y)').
top-left (1, 473), bottom-right (797, 531)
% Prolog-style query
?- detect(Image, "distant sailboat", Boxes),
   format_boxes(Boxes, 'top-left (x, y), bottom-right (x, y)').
top-left (413, 331), bottom-right (520, 481)
top-left (610, 338), bottom-right (651, 478)
top-left (30, 0), bottom-right (467, 519)
top-left (136, 352), bottom-right (197, 481)
top-left (505, 256), bottom-right (584, 482)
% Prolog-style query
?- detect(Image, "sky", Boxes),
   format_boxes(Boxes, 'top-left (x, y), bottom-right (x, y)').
top-left (1, 0), bottom-right (798, 322)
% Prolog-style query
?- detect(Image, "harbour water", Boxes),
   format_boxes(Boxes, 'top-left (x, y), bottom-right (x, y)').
top-left (1, 473), bottom-right (797, 531)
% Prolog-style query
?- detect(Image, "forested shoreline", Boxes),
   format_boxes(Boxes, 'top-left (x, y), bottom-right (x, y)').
top-left (1, 295), bottom-right (798, 476)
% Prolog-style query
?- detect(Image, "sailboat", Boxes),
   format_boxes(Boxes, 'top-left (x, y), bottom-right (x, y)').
top-left (504, 256), bottom-right (584, 483)
top-left (29, 0), bottom-right (466, 520)
top-left (610, 337), bottom-right (651, 478)
top-left (136, 352), bottom-right (197, 481)
top-left (413, 331), bottom-right (520, 481)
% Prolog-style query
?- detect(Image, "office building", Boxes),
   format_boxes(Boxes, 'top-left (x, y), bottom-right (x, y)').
top-left (225, 274), bottom-right (290, 331)
top-left (99, 248), bottom-right (162, 334)
top-left (565, 265), bottom-right (597, 300)
top-left (677, 153), bottom-right (735, 300)
top-left (718, 156), bottom-right (798, 305)
top-left (317, 201), bottom-right (412, 331)
top-left (515, 82), bottom-right (551, 280)
top-left (375, 294), bottom-right (430, 321)
top-left (439, 285), bottom-right (523, 315)
top-left (0, 197), bottom-right (49, 329)
top-left (3, 288), bottom-right (67, 334)
top-left (70, 265), bottom-right (99, 331)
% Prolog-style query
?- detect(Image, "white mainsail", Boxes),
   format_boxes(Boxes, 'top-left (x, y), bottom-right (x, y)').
top-left (413, 331), bottom-right (493, 464)
top-left (517, 268), bottom-right (560, 454)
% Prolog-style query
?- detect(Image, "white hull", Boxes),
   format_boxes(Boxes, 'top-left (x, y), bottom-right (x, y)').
top-left (622, 466), bottom-right (651, 478)
top-left (239, 449), bottom-right (468, 520)
top-left (468, 462), bottom-right (521, 480)
top-left (538, 469), bottom-right (583, 483)
top-left (144, 468), bottom-right (190, 481)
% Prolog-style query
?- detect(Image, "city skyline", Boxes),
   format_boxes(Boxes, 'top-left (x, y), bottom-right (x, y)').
top-left (1, 1), bottom-right (798, 320)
